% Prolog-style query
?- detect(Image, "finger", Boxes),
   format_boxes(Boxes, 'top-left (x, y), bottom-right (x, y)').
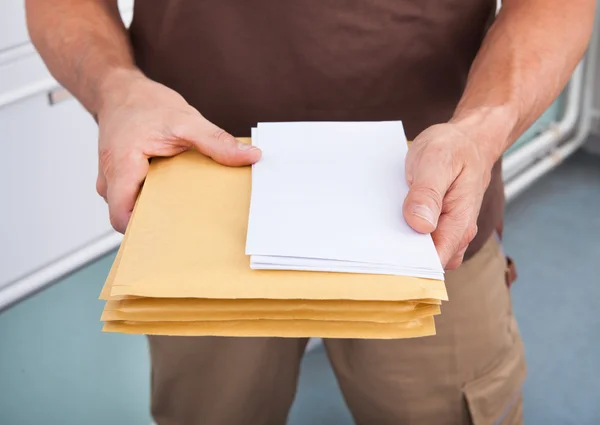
top-left (403, 156), bottom-right (453, 234)
top-left (445, 245), bottom-right (468, 270)
top-left (106, 150), bottom-right (149, 233)
top-left (431, 214), bottom-right (464, 266)
top-left (433, 216), bottom-right (478, 267)
top-left (445, 225), bottom-right (478, 270)
top-left (177, 118), bottom-right (261, 166)
top-left (96, 173), bottom-right (107, 202)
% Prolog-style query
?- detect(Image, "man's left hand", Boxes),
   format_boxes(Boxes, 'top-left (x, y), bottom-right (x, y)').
top-left (403, 123), bottom-right (495, 270)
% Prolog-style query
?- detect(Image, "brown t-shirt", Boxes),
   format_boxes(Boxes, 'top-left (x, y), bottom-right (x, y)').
top-left (128, 0), bottom-right (504, 260)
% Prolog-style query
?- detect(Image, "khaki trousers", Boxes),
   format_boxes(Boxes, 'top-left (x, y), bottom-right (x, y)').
top-left (148, 236), bottom-right (526, 425)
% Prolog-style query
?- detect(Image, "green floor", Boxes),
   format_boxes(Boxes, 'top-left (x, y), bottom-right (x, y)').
top-left (0, 254), bottom-right (151, 425)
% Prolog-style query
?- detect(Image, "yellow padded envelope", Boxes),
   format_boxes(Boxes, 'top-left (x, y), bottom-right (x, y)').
top-left (101, 138), bottom-right (447, 338)
top-left (103, 316), bottom-right (436, 338)
top-left (102, 298), bottom-right (441, 323)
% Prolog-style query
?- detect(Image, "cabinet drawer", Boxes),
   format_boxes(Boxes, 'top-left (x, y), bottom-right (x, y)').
top-left (0, 45), bottom-right (55, 104)
top-left (0, 89), bottom-right (113, 289)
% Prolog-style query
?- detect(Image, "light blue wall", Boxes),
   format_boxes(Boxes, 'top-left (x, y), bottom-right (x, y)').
top-left (0, 97), bottom-right (564, 425)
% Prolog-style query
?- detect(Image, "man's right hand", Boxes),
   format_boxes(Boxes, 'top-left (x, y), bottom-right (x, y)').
top-left (96, 70), bottom-right (261, 233)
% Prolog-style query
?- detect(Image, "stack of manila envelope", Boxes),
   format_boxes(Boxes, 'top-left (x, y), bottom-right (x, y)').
top-left (100, 138), bottom-right (447, 339)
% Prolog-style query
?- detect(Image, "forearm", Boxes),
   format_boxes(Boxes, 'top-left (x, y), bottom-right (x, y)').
top-left (25, 0), bottom-right (141, 118)
top-left (450, 0), bottom-right (595, 165)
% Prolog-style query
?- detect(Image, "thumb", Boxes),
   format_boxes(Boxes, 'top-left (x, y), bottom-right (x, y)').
top-left (179, 117), bottom-right (261, 166)
top-left (402, 164), bottom-right (451, 234)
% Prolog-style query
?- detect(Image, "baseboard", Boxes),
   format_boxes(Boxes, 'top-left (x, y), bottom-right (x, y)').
top-left (583, 126), bottom-right (600, 156)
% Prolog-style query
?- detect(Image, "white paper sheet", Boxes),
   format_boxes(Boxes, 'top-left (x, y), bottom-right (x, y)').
top-left (246, 121), bottom-right (443, 280)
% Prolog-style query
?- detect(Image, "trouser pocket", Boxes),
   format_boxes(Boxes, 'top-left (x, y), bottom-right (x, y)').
top-left (463, 319), bottom-right (526, 425)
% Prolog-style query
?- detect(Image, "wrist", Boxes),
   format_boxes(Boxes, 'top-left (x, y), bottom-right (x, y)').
top-left (449, 105), bottom-right (519, 166)
top-left (96, 67), bottom-right (147, 119)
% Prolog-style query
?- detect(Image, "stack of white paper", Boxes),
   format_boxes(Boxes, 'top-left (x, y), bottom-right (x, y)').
top-left (246, 121), bottom-right (444, 281)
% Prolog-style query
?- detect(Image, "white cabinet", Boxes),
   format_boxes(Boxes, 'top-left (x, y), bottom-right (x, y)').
top-left (0, 85), bottom-right (115, 289)
top-left (0, 1), bottom-right (134, 309)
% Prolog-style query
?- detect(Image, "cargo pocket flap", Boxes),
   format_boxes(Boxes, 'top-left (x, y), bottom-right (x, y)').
top-left (463, 336), bottom-right (526, 425)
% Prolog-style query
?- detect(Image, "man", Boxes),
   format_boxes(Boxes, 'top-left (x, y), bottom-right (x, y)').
top-left (27, 0), bottom-right (593, 424)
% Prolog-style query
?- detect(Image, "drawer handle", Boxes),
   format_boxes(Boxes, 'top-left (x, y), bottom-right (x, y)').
top-left (47, 86), bottom-right (73, 105)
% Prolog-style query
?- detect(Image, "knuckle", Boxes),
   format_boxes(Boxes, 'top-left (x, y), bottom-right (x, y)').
top-left (96, 177), bottom-right (107, 199)
top-left (463, 223), bottom-right (479, 245)
top-left (170, 118), bottom-right (196, 142)
top-left (123, 148), bottom-right (142, 165)
top-left (480, 167), bottom-right (492, 188)
top-left (446, 256), bottom-right (463, 270)
top-left (411, 186), bottom-right (443, 211)
top-left (212, 128), bottom-right (233, 143)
